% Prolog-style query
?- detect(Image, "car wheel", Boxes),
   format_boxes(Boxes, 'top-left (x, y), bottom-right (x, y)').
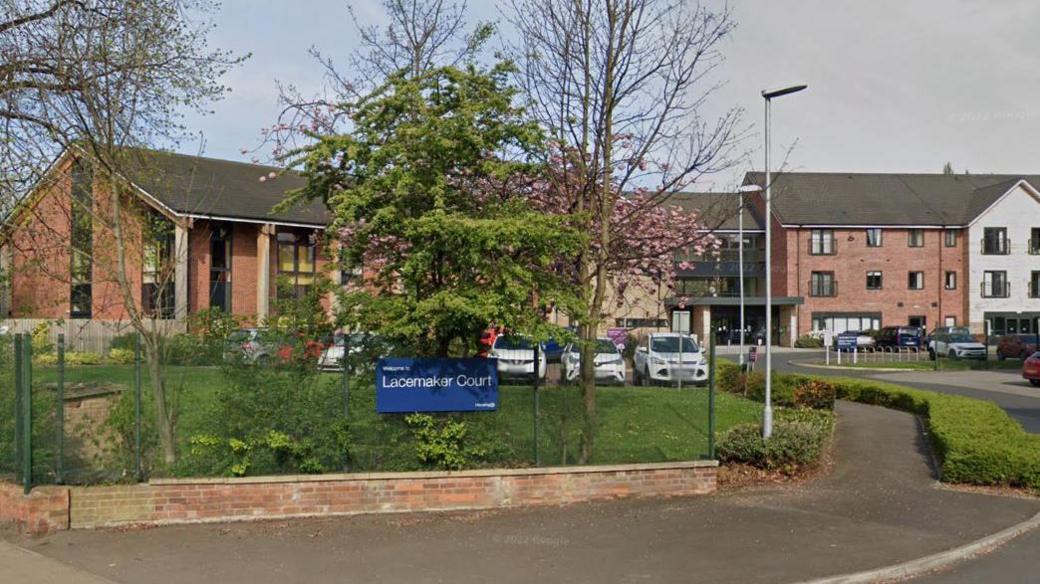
top-left (948, 349), bottom-right (957, 360)
top-left (997, 351), bottom-right (1005, 361)
top-left (928, 349), bottom-right (936, 361)
top-left (1031, 379), bottom-right (1040, 387)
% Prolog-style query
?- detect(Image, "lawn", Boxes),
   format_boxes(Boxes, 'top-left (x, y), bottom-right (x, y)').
top-left (24, 364), bottom-right (762, 479)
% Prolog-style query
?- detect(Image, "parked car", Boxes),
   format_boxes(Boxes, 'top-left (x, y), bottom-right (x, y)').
top-left (541, 338), bottom-right (566, 363)
top-left (876, 326), bottom-right (923, 349)
top-left (928, 327), bottom-right (986, 360)
top-left (632, 332), bottom-right (707, 386)
top-left (833, 330), bottom-right (876, 351)
top-left (561, 338), bottom-right (626, 384)
top-left (317, 332), bottom-right (395, 371)
top-left (997, 334), bottom-right (1039, 360)
top-left (1023, 352), bottom-right (1040, 387)
top-left (225, 328), bottom-right (277, 363)
top-left (489, 334), bottom-right (547, 379)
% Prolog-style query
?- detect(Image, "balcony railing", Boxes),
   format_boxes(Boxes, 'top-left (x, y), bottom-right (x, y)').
top-left (981, 281), bottom-right (1011, 298)
top-left (981, 237), bottom-right (1010, 255)
top-left (809, 280), bottom-right (838, 297)
top-left (808, 236), bottom-right (837, 256)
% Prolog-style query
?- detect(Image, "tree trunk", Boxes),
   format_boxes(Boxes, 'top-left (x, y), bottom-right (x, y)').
top-left (145, 340), bottom-right (177, 465)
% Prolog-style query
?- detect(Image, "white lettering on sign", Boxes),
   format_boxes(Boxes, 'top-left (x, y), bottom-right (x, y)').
top-left (383, 375), bottom-right (495, 389)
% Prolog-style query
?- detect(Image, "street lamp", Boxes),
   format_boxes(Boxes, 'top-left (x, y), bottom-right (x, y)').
top-left (762, 83), bottom-right (807, 439)
top-left (736, 184), bottom-right (763, 371)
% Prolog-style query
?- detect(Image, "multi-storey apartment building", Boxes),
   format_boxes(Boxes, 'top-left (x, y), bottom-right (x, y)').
top-left (737, 172), bottom-right (1040, 339)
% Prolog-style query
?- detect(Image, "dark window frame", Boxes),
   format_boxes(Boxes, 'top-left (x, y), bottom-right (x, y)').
top-left (907, 229), bottom-right (924, 248)
top-left (908, 271), bottom-right (925, 290)
top-left (809, 229), bottom-right (836, 255)
top-left (866, 271), bottom-right (882, 290)
top-left (865, 228), bottom-right (882, 248)
top-left (982, 227), bottom-right (1009, 255)
top-left (944, 271), bottom-right (957, 290)
top-left (809, 271), bottom-right (837, 297)
top-left (69, 160), bottom-right (93, 318)
top-left (944, 229), bottom-right (958, 248)
top-left (277, 229), bottom-right (317, 299)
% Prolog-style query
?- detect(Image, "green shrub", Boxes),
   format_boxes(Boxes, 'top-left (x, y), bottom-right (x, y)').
top-left (793, 334), bottom-right (823, 348)
top-left (176, 365), bottom-right (349, 477)
top-left (107, 348), bottom-right (136, 365)
top-left (404, 413), bottom-right (489, 471)
top-left (33, 352), bottom-right (58, 366)
top-left (109, 332), bottom-right (138, 352)
top-left (30, 321), bottom-right (54, 355)
top-left (792, 379), bottom-right (836, 410)
top-left (717, 409), bottom-right (834, 474)
top-left (65, 351), bottom-right (102, 366)
top-left (163, 333), bottom-right (223, 366)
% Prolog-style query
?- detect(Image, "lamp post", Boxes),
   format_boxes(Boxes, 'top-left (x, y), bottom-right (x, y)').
top-left (737, 185), bottom-right (763, 371)
top-left (762, 83), bottom-right (807, 439)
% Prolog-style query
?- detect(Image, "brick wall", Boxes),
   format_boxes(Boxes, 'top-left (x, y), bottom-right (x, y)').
top-left (70, 462), bottom-right (716, 529)
top-left (0, 483), bottom-right (69, 534)
top-left (1, 461), bottom-right (716, 533)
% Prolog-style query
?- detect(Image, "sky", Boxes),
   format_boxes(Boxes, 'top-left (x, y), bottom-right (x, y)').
top-left (182, 0), bottom-right (1040, 190)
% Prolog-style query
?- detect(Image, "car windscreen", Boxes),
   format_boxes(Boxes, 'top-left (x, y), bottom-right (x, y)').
top-left (494, 336), bottom-right (533, 350)
top-left (898, 328), bottom-right (920, 336)
top-left (651, 336), bottom-right (699, 353)
top-left (596, 339), bottom-right (619, 353)
top-left (948, 334), bottom-right (974, 343)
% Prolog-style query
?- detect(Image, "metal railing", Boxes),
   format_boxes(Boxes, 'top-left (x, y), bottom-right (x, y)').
top-left (809, 279), bottom-right (838, 297)
top-left (981, 237), bottom-right (1010, 255)
top-left (981, 281), bottom-right (1011, 298)
top-left (808, 235), bottom-right (837, 256)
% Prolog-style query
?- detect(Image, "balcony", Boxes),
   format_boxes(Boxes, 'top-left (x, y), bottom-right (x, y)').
top-left (809, 280), bottom-right (838, 297)
top-left (981, 237), bottom-right (1010, 255)
top-left (981, 281), bottom-right (1011, 298)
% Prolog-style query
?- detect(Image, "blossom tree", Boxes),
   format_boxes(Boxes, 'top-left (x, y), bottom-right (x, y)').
top-left (510, 0), bottom-right (743, 462)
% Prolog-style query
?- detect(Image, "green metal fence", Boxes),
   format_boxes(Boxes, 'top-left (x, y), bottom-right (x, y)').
top-left (3, 331), bottom-right (721, 492)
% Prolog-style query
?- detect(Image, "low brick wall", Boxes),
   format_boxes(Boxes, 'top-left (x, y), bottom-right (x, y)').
top-left (0, 483), bottom-right (69, 534)
top-left (2, 460), bottom-right (717, 533)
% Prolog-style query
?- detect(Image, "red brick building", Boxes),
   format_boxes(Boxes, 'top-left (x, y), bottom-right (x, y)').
top-left (0, 149), bottom-right (334, 325)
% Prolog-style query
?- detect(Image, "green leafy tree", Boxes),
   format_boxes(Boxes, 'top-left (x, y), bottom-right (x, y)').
top-left (288, 63), bottom-right (581, 355)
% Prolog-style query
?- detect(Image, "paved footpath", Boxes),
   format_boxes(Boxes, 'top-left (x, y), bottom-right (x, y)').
top-left (5, 401), bottom-right (1039, 584)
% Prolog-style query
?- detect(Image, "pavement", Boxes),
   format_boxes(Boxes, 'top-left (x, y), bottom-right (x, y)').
top-left (5, 400), bottom-right (1039, 584)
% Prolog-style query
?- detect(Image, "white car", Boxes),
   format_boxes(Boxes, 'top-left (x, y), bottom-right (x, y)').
top-left (489, 335), bottom-right (547, 379)
top-left (633, 332), bottom-right (708, 386)
top-left (317, 332), bottom-right (391, 371)
top-left (929, 328), bottom-right (986, 360)
top-left (561, 338), bottom-right (626, 384)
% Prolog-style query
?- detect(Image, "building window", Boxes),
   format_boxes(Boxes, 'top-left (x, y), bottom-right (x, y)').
top-left (908, 315), bottom-right (926, 328)
top-left (908, 271), bottom-right (924, 290)
top-left (907, 229), bottom-right (924, 247)
top-left (69, 160), bottom-right (93, 318)
top-left (982, 270), bottom-right (1009, 298)
top-left (615, 318), bottom-right (668, 328)
top-left (1030, 228), bottom-right (1040, 255)
top-left (809, 229), bottom-right (835, 255)
top-left (865, 228), bottom-right (882, 247)
top-left (944, 316), bottom-right (957, 327)
top-left (944, 271), bottom-right (957, 290)
top-left (810, 271), bottom-right (837, 297)
top-left (142, 218), bottom-right (175, 319)
top-left (210, 224), bottom-right (232, 312)
top-left (811, 313), bottom-right (881, 334)
top-left (982, 227), bottom-right (1009, 255)
top-left (866, 271), bottom-right (882, 290)
top-left (277, 230), bottom-right (316, 298)
top-left (944, 229), bottom-right (958, 248)
top-left (1030, 271), bottom-right (1040, 299)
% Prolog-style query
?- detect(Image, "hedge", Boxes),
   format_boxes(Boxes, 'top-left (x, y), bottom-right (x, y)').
top-left (716, 361), bottom-right (1040, 490)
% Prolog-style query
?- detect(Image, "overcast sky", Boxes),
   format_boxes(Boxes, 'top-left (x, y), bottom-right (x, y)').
top-left (183, 0), bottom-right (1040, 190)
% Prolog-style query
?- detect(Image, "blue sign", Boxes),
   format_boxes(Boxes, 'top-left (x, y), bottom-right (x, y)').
top-left (837, 334), bottom-right (857, 351)
top-left (376, 357), bottom-right (499, 413)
